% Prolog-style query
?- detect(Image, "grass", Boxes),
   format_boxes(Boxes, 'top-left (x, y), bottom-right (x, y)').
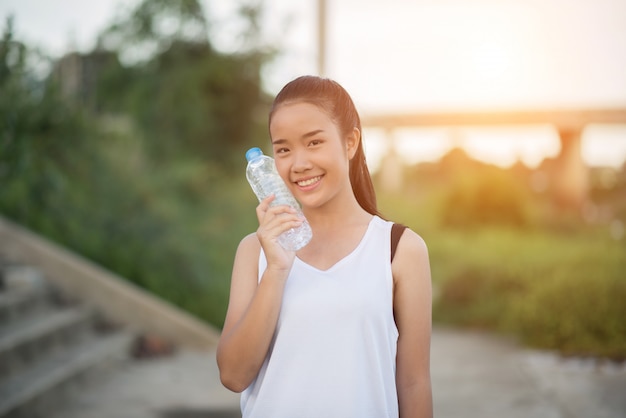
top-left (379, 190), bottom-right (626, 360)
top-left (171, 180), bottom-right (626, 357)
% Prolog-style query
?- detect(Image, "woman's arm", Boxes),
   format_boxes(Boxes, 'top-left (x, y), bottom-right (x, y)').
top-left (392, 229), bottom-right (433, 418)
top-left (216, 197), bottom-right (301, 392)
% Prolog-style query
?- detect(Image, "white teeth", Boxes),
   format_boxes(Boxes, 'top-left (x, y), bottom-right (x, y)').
top-left (297, 176), bottom-right (321, 187)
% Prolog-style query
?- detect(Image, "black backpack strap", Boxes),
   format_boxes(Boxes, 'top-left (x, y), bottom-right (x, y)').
top-left (391, 223), bottom-right (407, 262)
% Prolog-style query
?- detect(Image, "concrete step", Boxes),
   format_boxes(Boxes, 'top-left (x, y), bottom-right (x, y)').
top-left (0, 260), bottom-right (137, 417)
top-left (0, 331), bottom-right (134, 418)
top-left (0, 264), bottom-right (47, 293)
top-left (0, 264), bottom-right (57, 328)
top-left (0, 306), bottom-right (96, 381)
top-left (0, 225), bottom-right (221, 417)
top-left (0, 285), bottom-right (52, 329)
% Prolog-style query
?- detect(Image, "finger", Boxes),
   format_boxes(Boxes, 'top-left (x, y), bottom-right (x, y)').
top-left (255, 194), bottom-right (276, 222)
top-left (260, 210), bottom-right (302, 234)
top-left (257, 210), bottom-right (303, 243)
top-left (265, 204), bottom-right (297, 217)
top-left (259, 204), bottom-right (298, 224)
top-left (267, 210), bottom-right (303, 227)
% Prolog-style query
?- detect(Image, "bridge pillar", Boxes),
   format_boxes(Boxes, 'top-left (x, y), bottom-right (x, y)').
top-left (552, 128), bottom-right (589, 210)
top-left (379, 129), bottom-right (403, 193)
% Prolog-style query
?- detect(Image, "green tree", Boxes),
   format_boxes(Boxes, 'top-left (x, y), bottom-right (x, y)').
top-left (96, 0), bottom-right (274, 168)
top-left (1, 2), bottom-right (279, 327)
top-left (0, 16), bottom-right (88, 228)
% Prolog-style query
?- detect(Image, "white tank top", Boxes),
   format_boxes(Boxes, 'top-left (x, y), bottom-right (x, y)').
top-left (241, 216), bottom-right (399, 418)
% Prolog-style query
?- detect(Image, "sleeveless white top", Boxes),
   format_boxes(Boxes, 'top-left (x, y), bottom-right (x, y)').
top-left (241, 216), bottom-right (399, 418)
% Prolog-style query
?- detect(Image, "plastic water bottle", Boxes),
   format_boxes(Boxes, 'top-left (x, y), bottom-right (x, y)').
top-left (245, 147), bottom-right (312, 251)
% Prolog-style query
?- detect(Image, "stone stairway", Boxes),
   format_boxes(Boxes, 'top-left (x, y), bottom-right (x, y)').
top-left (0, 258), bottom-right (134, 418)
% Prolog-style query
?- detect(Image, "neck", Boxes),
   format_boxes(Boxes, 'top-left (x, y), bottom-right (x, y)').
top-left (302, 191), bottom-right (372, 231)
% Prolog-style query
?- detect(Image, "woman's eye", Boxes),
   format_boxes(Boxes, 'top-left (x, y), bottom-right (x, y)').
top-left (275, 147), bottom-right (289, 154)
top-left (309, 140), bottom-right (322, 147)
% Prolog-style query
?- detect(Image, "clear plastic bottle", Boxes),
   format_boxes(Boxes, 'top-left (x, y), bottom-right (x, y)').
top-left (245, 147), bottom-right (312, 251)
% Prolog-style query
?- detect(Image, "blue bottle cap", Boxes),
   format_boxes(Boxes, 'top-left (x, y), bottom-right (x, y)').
top-left (245, 147), bottom-right (263, 162)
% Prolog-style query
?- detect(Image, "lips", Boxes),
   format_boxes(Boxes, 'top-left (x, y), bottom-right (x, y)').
top-left (296, 176), bottom-right (322, 187)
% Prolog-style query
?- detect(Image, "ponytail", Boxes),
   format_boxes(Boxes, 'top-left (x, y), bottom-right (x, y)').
top-left (349, 133), bottom-right (379, 216)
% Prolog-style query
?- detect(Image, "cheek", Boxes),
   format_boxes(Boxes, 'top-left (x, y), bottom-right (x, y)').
top-left (274, 158), bottom-right (292, 180)
top-left (328, 151), bottom-right (351, 178)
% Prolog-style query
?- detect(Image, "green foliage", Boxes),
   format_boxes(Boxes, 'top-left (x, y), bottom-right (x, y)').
top-left (589, 166), bottom-right (626, 223)
top-left (1, 17), bottom-right (89, 225)
top-left (97, 44), bottom-right (268, 169)
top-left (100, 43), bottom-right (264, 165)
top-left (378, 151), bottom-right (626, 360)
top-left (97, 0), bottom-right (273, 169)
top-left (0, 3), bottom-right (272, 329)
top-left (511, 265), bottom-right (626, 359)
top-left (442, 175), bottom-right (528, 227)
top-left (440, 164), bottom-right (530, 228)
top-left (429, 228), bottom-right (626, 360)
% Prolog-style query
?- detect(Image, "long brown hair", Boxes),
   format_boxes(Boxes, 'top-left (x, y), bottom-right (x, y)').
top-left (269, 75), bottom-right (379, 216)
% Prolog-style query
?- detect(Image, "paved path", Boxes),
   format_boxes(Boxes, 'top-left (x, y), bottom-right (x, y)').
top-left (431, 327), bottom-right (626, 418)
top-left (49, 327), bottom-right (626, 418)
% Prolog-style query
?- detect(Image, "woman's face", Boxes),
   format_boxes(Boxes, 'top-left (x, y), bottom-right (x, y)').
top-left (269, 101), bottom-right (359, 210)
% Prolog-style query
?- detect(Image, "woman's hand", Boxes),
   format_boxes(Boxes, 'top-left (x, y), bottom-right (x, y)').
top-left (255, 194), bottom-right (300, 273)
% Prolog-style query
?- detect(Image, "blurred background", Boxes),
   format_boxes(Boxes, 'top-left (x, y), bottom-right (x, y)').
top-left (1, 0), bottom-right (625, 359)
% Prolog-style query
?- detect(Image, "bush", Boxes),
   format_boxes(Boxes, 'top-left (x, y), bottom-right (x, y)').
top-left (441, 170), bottom-right (530, 228)
top-left (431, 227), bottom-right (626, 360)
top-left (434, 267), bottom-right (525, 329)
top-left (510, 266), bottom-right (626, 359)
top-left (0, 14), bottom-right (266, 329)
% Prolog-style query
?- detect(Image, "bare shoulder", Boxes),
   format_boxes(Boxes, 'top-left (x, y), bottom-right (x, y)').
top-left (237, 232), bottom-right (261, 257)
top-left (395, 228), bottom-right (429, 261)
top-left (392, 228), bottom-right (431, 284)
top-left (231, 232), bottom-right (261, 292)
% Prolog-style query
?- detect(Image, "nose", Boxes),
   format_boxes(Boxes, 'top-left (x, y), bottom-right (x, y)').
top-left (291, 149), bottom-right (313, 173)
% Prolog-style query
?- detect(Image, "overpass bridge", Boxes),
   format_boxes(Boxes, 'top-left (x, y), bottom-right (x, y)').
top-left (361, 108), bottom-right (626, 210)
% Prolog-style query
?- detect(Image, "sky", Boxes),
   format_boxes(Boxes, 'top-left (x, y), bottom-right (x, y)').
top-left (2, 0), bottom-right (626, 169)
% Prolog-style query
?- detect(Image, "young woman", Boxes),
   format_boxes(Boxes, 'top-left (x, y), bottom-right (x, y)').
top-left (217, 75), bottom-right (433, 418)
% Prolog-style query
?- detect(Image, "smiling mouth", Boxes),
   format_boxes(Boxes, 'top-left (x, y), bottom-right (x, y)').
top-left (296, 176), bottom-right (322, 187)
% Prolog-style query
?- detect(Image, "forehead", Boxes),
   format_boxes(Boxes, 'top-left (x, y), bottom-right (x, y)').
top-left (270, 102), bottom-right (334, 134)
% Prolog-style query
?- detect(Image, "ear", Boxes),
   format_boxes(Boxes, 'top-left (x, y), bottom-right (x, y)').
top-left (346, 127), bottom-right (360, 160)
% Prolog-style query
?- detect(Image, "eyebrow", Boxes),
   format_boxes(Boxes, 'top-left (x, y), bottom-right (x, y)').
top-left (272, 129), bottom-right (325, 145)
